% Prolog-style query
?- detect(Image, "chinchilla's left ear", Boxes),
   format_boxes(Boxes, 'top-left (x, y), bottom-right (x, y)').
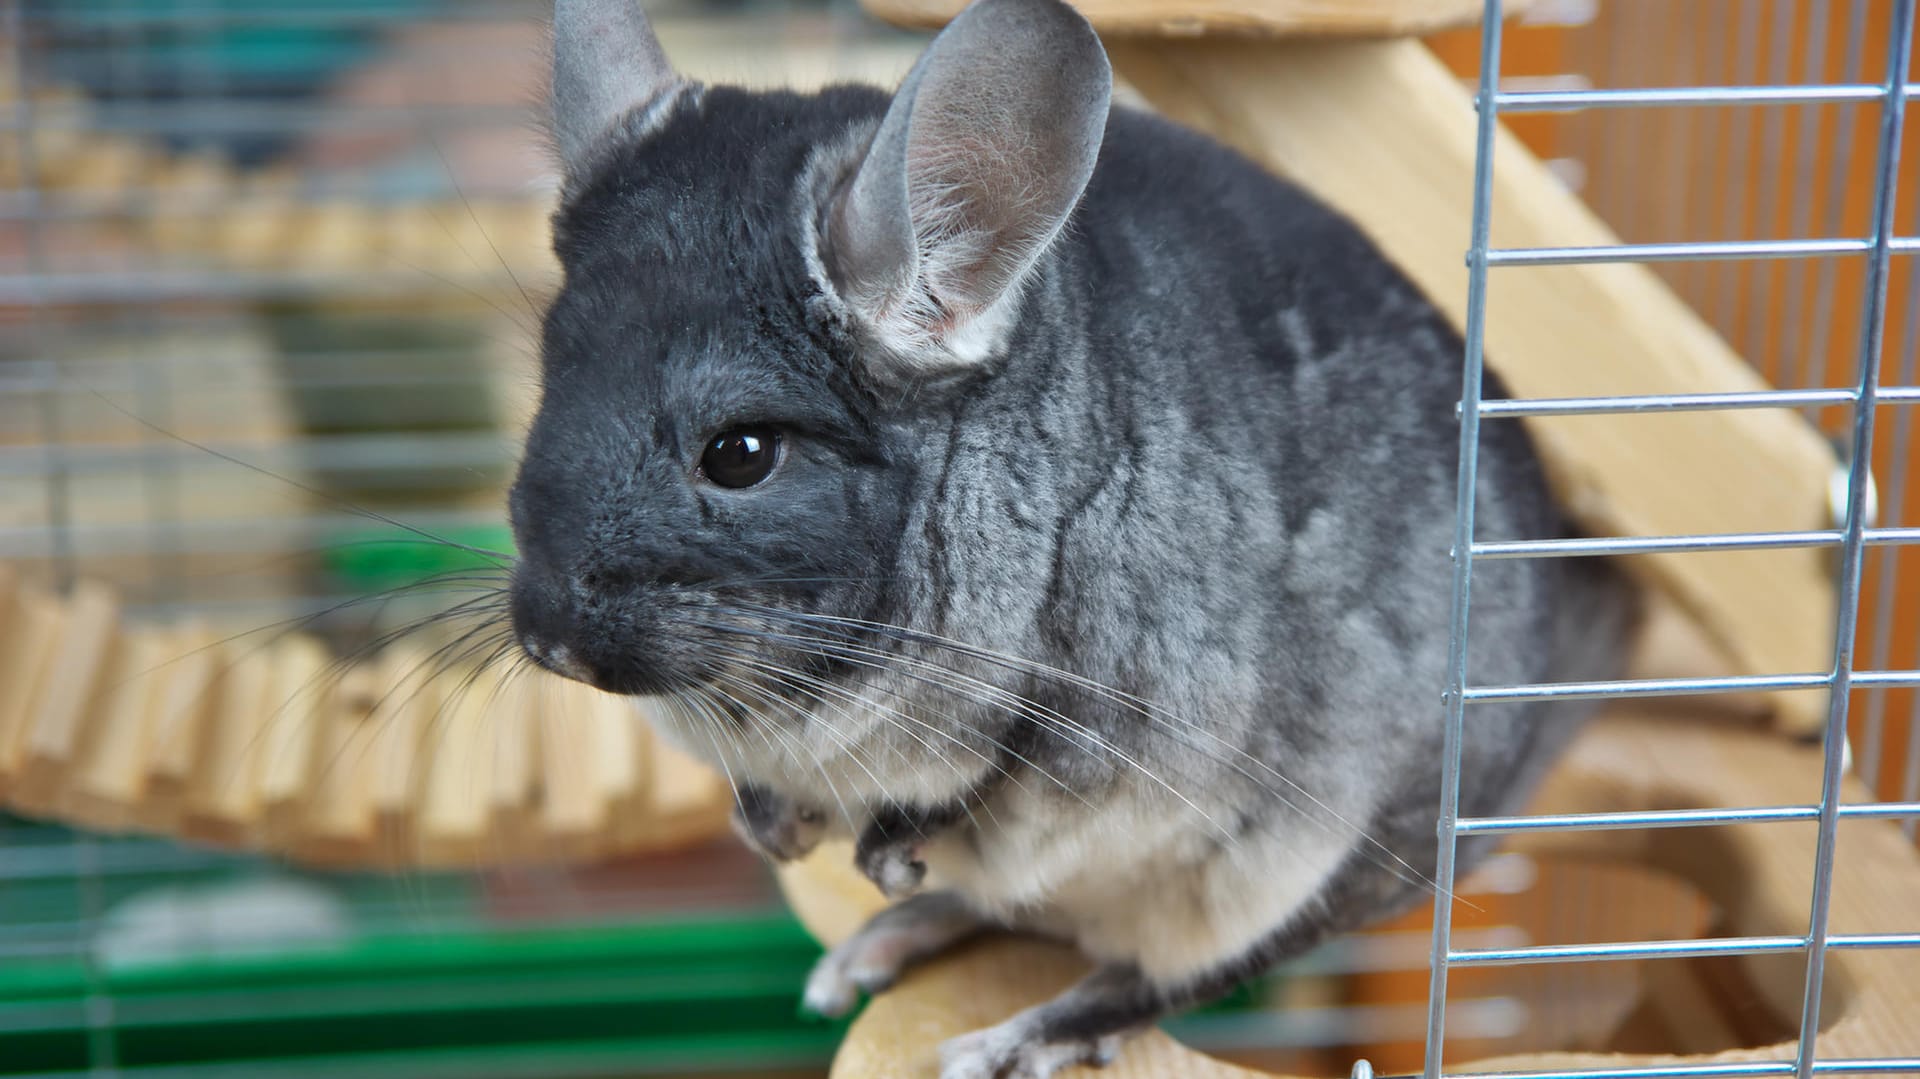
top-left (550, 0), bottom-right (688, 180)
top-left (822, 0), bottom-right (1112, 373)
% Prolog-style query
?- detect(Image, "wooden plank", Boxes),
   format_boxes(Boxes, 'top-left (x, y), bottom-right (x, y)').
top-left (1108, 38), bottom-right (1839, 734)
top-left (536, 675), bottom-right (611, 859)
top-left (417, 662), bottom-right (502, 866)
top-left (364, 648), bottom-right (436, 860)
top-left (859, 0), bottom-right (1525, 38)
top-left (296, 663), bottom-right (381, 863)
top-left (597, 690), bottom-right (650, 832)
top-left (12, 580), bottom-right (121, 809)
top-left (257, 635), bottom-right (331, 843)
top-left (625, 698), bottom-right (727, 852)
top-left (0, 582), bottom-right (72, 797)
top-left (62, 629), bottom-right (174, 830)
top-left (141, 625), bottom-right (223, 828)
top-left (182, 643), bottom-right (276, 845)
top-left (483, 672), bottom-right (539, 860)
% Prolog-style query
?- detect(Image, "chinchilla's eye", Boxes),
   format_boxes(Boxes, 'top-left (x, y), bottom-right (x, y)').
top-left (700, 427), bottom-right (782, 488)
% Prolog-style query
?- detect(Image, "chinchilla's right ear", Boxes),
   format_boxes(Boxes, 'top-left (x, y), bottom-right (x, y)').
top-left (550, 0), bottom-right (688, 180)
top-left (823, 0), bottom-right (1112, 376)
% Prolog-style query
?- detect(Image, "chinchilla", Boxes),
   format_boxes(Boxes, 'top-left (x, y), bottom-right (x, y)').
top-left (506, 0), bottom-right (1639, 1075)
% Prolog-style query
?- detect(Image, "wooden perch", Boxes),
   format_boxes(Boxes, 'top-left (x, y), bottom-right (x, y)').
top-left (860, 0), bottom-right (1532, 37)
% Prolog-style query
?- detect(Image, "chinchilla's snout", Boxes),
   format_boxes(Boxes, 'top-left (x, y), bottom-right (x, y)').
top-left (508, 562), bottom-right (685, 697)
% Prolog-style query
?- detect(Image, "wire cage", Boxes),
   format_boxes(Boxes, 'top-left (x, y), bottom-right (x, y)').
top-left (1421, 2), bottom-right (1920, 1077)
top-left (1, 1), bottom-right (1917, 1078)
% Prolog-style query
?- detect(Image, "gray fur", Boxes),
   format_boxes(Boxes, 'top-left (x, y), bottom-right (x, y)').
top-left (824, 0), bottom-right (1113, 373)
top-left (514, 1), bottom-right (1639, 1075)
top-left (550, 0), bottom-right (685, 177)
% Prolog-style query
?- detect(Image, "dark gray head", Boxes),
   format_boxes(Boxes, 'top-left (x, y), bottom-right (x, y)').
top-left (509, 0), bottom-right (1112, 695)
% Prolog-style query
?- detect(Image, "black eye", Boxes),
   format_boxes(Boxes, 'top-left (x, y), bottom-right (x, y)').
top-left (700, 427), bottom-right (782, 488)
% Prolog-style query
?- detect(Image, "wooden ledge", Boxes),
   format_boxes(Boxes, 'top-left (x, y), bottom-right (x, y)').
top-left (777, 708), bottom-right (1920, 1076)
top-left (858, 0), bottom-right (1528, 39)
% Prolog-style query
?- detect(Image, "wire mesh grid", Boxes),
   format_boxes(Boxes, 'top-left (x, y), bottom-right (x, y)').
top-left (2, 1), bottom-right (1920, 1078)
top-left (1424, 3), bottom-right (1920, 1079)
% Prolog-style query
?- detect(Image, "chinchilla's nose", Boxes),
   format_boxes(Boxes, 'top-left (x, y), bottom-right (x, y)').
top-left (508, 568), bottom-right (590, 681)
top-left (508, 564), bottom-right (675, 696)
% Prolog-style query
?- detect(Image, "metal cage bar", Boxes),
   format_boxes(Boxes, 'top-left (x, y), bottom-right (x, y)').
top-left (1790, 1), bottom-right (1915, 1072)
top-left (1493, 84), bottom-right (1911, 111)
top-left (1432, 1), bottom-right (1917, 1075)
top-left (1473, 528), bottom-right (1920, 559)
top-left (1488, 237), bottom-right (1902, 266)
top-left (1456, 801), bottom-right (1920, 836)
top-left (1442, 1060), bottom-right (1920, 1079)
top-left (1421, 3), bottom-right (1506, 1077)
top-left (1477, 385), bottom-right (1920, 417)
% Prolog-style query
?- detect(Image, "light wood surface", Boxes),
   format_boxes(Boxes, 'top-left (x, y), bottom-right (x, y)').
top-left (859, 0), bottom-right (1527, 38)
top-left (777, 708), bottom-right (1920, 1076)
top-left (0, 577), bottom-right (731, 868)
top-left (1106, 37), bottom-right (1841, 736)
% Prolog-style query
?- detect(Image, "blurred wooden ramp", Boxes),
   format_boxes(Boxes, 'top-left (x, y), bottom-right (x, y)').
top-left (0, 567), bottom-right (730, 868)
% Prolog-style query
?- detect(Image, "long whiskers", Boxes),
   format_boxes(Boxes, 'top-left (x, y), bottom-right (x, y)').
top-left (715, 602), bottom-right (1459, 903)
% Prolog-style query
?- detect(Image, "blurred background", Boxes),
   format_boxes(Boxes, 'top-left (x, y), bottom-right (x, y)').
top-left (1, 1), bottom-right (1916, 1076)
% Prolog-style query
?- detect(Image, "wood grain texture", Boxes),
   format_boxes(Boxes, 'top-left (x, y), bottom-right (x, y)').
top-left (63, 629), bottom-right (173, 830)
top-left (10, 579), bottom-right (119, 809)
top-left (0, 570), bottom-right (733, 867)
top-left (1108, 38), bottom-right (1841, 735)
top-left (779, 708), bottom-right (1920, 1076)
top-left (858, 0), bottom-right (1526, 38)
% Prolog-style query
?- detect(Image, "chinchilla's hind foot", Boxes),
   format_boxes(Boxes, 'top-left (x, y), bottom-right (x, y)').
top-left (936, 963), bottom-right (1159, 1079)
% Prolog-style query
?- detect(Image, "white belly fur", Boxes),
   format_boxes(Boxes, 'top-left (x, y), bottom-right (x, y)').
top-left (922, 775), bottom-right (1352, 984)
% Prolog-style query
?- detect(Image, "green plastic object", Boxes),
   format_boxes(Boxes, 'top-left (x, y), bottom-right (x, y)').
top-left (0, 821), bottom-right (845, 1078)
top-left (321, 526), bottom-right (516, 593)
top-left (0, 915), bottom-right (847, 1077)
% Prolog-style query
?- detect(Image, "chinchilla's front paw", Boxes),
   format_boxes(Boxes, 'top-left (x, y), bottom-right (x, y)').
top-left (853, 800), bottom-right (969, 898)
top-left (728, 784), bottom-right (825, 863)
top-left (854, 837), bottom-right (927, 899)
top-left (800, 891), bottom-right (983, 1017)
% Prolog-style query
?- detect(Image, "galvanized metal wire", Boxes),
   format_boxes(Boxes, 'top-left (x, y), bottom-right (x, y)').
top-left (1429, 2), bottom-right (1920, 1077)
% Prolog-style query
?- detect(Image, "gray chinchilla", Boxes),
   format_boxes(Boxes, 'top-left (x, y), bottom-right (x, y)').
top-left (507, 1), bottom-right (1639, 1075)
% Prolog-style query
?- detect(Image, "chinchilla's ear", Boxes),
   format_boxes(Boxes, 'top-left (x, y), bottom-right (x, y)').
top-left (824, 0), bottom-right (1112, 373)
top-left (550, 0), bottom-right (688, 179)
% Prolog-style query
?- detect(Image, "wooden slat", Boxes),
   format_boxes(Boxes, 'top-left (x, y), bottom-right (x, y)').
top-left (15, 581), bottom-right (122, 808)
top-left (141, 625), bottom-right (223, 828)
top-left (859, 0), bottom-right (1523, 38)
top-left (364, 648), bottom-right (436, 859)
top-left (62, 629), bottom-right (174, 830)
top-left (484, 672), bottom-right (539, 859)
top-left (297, 663), bottom-right (380, 863)
top-left (417, 662), bottom-right (502, 866)
top-left (0, 582), bottom-right (74, 796)
top-left (182, 643), bottom-right (275, 844)
top-left (1108, 38), bottom-right (1840, 734)
top-left (626, 699), bottom-right (728, 851)
top-left (537, 675), bottom-right (612, 858)
top-left (598, 690), bottom-right (650, 831)
top-left (13, 581), bottom-right (121, 810)
top-left (257, 635), bottom-right (331, 843)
